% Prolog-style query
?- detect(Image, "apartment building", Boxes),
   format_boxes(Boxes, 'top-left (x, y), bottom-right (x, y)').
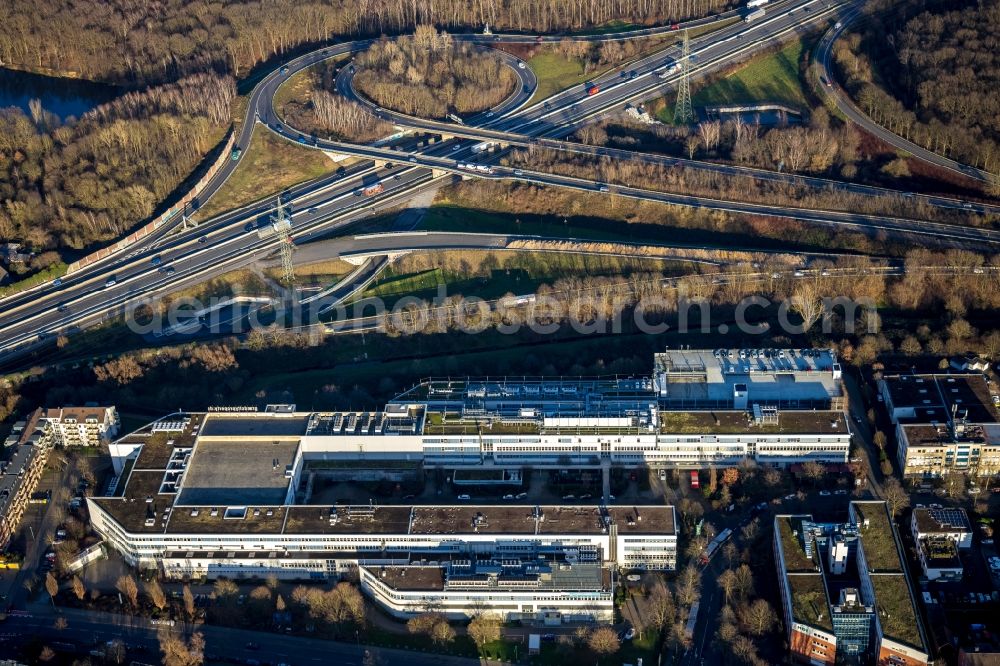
top-left (910, 507), bottom-right (972, 581)
top-left (0, 413), bottom-right (51, 551)
top-left (41, 406), bottom-right (119, 447)
top-left (880, 374), bottom-right (1000, 478)
top-left (774, 502), bottom-right (930, 666)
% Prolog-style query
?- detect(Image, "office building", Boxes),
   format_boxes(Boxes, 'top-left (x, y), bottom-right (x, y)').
top-left (102, 350), bottom-right (852, 482)
top-left (880, 374), bottom-right (1000, 478)
top-left (774, 502), bottom-right (930, 666)
top-left (87, 418), bottom-right (676, 620)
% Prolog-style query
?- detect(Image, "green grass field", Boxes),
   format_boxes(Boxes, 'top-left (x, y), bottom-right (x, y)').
top-left (694, 37), bottom-right (809, 107)
top-left (195, 129), bottom-right (339, 220)
top-left (527, 52), bottom-right (600, 105)
top-left (655, 36), bottom-right (810, 122)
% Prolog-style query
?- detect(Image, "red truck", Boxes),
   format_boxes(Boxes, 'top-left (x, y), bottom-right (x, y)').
top-left (690, 470), bottom-right (700, 489)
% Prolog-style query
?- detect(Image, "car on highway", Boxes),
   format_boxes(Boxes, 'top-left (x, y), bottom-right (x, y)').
top-left (457, 494), bottom-right (471, 500)
top-left (598, 185), bottom-right (609, 192)
top-left (486, 111), bottom-right (495, 118)
top-left (819, 490), bottom-right (831, 496)
top-left (629, 70), bottom-right (637, 79)
top-left (514, 169), bottom-right (523, 176)
top-left (517, 61), bottom-right (526, 69)
top-left (587, 84), bottom-right (600, 95)
top-left (52, 278), bottom-right (63, 287)
top-left (409, 156), bottom-right (417, 163)
top-left (104, 277), bottom-right (117, 289)
top-left (198, 235), bottom-right (208, 243)
top-left (160, 266), bottom-right (176, 275)
top-left (57, 302), bottom-right (69, 313)
top-left (150, 255), bottom-right (162, 267)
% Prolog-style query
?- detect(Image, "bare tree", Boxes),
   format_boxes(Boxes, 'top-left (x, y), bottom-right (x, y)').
top-left (146, 579), bottom-right (167, 611)
top-left (733, 564), bottom-right (754, 602)
top-left (115, 574), bottom-right (139, 609)
top-left (587, 627), bottom-right (621, 661)
top-left (45, 572), bottom-right (59, 606)
top-left (71, 575), bottom-right (85, 601)
top-left (883, 478), bottom-right (910, 517)
top-left (742, 598), bottom-right (775, 636)
top-left (647, 580), bottom-right (676, 630)
top-left (717, 568), bottom-right (737, 605)
top-left (467, 613), bottom-right (502, 648)
top-left (676, 564), bottom-right (701, 607)
top-left (183, 585), bottom-right (196, 619)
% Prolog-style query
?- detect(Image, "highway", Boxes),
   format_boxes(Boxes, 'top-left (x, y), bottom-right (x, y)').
top-left (815, 8), bottom-right (993, 183)
top-left (1, 0), bottom-right (994, 366)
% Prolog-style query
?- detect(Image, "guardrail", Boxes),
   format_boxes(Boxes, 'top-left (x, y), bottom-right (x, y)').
top-left (65, 129), bottom-right (237, 274)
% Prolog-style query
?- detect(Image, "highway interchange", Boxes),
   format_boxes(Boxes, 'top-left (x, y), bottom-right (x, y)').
top-left (0, 0), bottom-right (996, 368)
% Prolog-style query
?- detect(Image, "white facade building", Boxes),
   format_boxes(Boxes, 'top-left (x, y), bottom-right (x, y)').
top-left (41, 406), bottom-right (119, 447)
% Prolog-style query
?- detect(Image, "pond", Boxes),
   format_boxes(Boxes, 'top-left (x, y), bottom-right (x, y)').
top-left (0, 68), bottom-right (118, 122)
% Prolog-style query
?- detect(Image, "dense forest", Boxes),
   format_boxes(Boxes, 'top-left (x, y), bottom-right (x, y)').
top-left (0, 0), bottom-right (734, 85)
top-left (0, 74), bottom-right (234, 261)
top-left (355, 27), bottom-right (517, 117)
top-left (833, 0), bottom-right (1000, 174)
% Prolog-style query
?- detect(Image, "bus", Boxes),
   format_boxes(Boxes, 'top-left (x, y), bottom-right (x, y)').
top-left (700, 528), bottom-right (733, 564)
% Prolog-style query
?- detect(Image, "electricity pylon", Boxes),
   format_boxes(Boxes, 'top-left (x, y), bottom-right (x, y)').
top-left (271, 199), bottom-right (295, 287)
top-left (673, 29), bottom-right (694, 126)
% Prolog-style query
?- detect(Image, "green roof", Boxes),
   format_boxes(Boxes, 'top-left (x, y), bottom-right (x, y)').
top-left (778, 517), bottom-right (816, 572)
top-left (853, 502), bottom-right (903, 572)
top-left (788, 574), bottom-right (833, 632)
top-left (871, 574), bottom-right (925, 651)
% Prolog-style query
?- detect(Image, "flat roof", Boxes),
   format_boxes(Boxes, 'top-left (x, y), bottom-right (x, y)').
top-left (410, 506), bottom-right (540, 535)
top-left (199, 414), bottom-right (310, 438)
top-left (913, 507), bottom-right (971, 535)
top-left (788, 574), bottom-right (833, 632)
top-left (777, 516), bottom-right (817, 573)
top-left (177, 440), bottom-right (299, 506)
top-left (871, 574), bottom-right (925, 650)
top-left (369, 566), bottom-right (445, 591)
top-left (607, 506), bottom-right (675, 535)
top-left (283, 505), bottom-right (413, 535)
top-left (884, 374), bottom-right (997, 424)
top-left (853, 502), bottom-right (903, 573)
top-left (654, 348), bottom-right (842, 405)
top-left (166, 505), bottom-right (288, 534)
top-left (660, 410), bottom-right (848, 435)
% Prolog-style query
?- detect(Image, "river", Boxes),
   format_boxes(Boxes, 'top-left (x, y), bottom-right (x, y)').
top-left (0, 68), bottom-right (117, 122)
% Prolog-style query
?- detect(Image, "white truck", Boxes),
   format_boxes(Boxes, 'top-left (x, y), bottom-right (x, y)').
top-left (745, 8), bottom-right (765, 22)
top-left (658, 60), bottom-right (681, 79)
top-left (747, 0), bottom-right (769, 7)
top-left (471, 141), bottom-right (496, 154)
